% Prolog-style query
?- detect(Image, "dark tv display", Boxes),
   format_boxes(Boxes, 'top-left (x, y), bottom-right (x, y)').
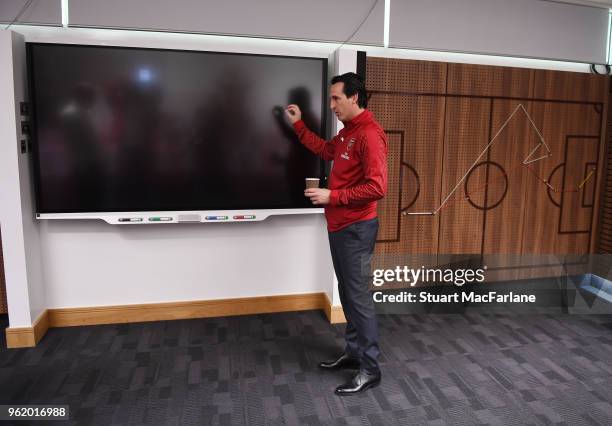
top-left (27, 43), bottom-right (327, 214)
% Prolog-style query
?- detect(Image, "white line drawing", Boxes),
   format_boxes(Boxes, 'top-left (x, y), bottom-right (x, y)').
top-left (406, 103), bottom-right (551, 216)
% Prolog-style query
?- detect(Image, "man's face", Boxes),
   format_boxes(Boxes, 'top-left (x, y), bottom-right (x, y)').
top-left (330, 82), bottom-right (358, 122)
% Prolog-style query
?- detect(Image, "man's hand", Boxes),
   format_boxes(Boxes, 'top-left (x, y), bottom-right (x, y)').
top-left (285, 104), bottom-right (302, 124)
top-left (305, 188), bottom-right (331, 205)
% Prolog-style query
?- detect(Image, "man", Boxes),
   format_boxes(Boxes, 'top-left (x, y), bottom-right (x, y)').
top-left (285, 72), bottom-right (388, 395)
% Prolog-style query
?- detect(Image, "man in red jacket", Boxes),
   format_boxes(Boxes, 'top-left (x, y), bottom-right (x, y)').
top-left (285, 72), bottom-right (388, 395)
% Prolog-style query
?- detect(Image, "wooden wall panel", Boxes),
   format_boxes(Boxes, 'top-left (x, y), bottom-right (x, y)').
top-left (598, 79), bottom-right (612, 255)
top-left (559, 137), bottom-right (598, 234)
top-left (375, 130), bottom-right (402, 242)
top-left (366, 56), bottom-right (607, 279)
top-left (366, 57), bottom-right (446, 94)
top-left (533, 70), bottom-right (606, 103)
top-left (438, 98), bottom-right (490, 254)
top-left (447, 63), bottom-right (532, 98)
top-left (370, 95), bottom-right (445, 257)
top-left (366, 59), bottom-right (446, 260)
top-left (520, 103), bottom-right (601, 255)
top-left (483, 100), bottom-right (535, 255)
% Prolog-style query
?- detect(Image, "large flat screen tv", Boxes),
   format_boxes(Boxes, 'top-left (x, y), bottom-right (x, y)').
top-left (27, 43), bottom-right (327, 218)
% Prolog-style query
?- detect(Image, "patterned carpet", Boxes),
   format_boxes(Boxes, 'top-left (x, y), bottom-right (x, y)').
top-left (1, 310), bottom-right (612, 425)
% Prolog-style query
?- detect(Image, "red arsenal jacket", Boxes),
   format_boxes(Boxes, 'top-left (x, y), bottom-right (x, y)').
top-left (293, 109), bottom-right (388, 232)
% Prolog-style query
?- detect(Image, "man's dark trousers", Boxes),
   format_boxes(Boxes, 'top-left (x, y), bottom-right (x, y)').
top-left (328, 217), bottom-right (380, 374)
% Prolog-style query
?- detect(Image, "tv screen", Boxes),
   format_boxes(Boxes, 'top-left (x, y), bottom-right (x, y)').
top-left (27, 43), bottom-right (327, 214)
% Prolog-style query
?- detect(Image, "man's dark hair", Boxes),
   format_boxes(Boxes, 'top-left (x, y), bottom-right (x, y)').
top-left (331, 72), bottom-right (368, 108)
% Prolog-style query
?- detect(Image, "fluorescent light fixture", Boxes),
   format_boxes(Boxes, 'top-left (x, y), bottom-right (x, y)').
top-left (383, 0), bottom-right (390, 48)
top-left (607, 10), bottom-right (611, 64)
top-left (61, 0), bottom-right (69, 28)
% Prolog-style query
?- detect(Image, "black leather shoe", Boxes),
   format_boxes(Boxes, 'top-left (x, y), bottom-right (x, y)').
top-left (318, 354), bottom-right (361, 370)
top-left (335, 370), bottom-right (381, 395)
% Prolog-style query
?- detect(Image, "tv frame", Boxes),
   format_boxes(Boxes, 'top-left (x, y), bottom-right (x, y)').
top-left (26, 42), bottom-right (329, 224)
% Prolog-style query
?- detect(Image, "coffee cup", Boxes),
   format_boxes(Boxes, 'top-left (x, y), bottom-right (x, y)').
top-left (305, 178), bottom-right (320, 189)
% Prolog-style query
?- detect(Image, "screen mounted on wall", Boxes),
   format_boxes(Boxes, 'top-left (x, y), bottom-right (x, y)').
top-left (27, 43), bottom-right (328, 215)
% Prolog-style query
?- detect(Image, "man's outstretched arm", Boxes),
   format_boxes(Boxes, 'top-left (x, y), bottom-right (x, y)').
top-left (286, 104), bottom-right (337, 161)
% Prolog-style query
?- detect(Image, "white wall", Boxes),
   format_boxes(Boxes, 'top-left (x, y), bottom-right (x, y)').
top-left (0, 31), bottom-right (45, 326)
top-left (40, 216), bottom-right (332, 307)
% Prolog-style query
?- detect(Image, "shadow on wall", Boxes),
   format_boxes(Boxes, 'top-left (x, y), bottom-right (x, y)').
top-left (0, 226), bottom-right (7, 315)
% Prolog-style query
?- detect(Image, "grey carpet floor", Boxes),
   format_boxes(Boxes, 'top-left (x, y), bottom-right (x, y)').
top-left (1, 311), bottom-right (612, 425)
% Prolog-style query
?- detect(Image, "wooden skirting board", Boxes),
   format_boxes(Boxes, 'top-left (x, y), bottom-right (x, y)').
top-left (324, 293), bottom-right (347, 324)
top-left (5, 292), bottom-right (346, 348)
top-left (5, 310), bottom-right (49, 349)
